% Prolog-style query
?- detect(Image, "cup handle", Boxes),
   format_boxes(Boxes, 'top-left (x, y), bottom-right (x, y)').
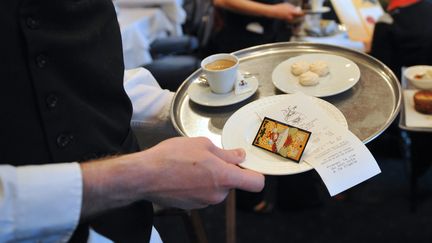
top-left (198, 74), bottom-right (209, 87)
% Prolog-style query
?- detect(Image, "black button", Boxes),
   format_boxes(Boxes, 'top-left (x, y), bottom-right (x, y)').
top-left (46, 95), bottom-right (58, 109)
top-left (57, 134), bottom-right (74, 148)
top-left (26, 17), bottom-right (40, 29)
top-left (36, 55), bottom-right (47, 68)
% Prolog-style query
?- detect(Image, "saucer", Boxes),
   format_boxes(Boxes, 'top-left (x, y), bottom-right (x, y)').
top-left (187, 72), bottom-right (259, 107)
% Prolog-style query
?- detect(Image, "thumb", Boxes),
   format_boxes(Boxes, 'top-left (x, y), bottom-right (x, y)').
top-left (212, 146), bottom-right (265, 192)
top-left (225, 165), bottom-right (265, 192)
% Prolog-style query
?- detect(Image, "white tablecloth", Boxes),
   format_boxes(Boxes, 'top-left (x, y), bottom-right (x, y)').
top-left (118, 7), bottom-right (175, 69)
top-left (114, 0), bottom-right (185, 36)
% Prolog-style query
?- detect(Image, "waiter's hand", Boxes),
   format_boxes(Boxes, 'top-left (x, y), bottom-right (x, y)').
top-left (80, 137), bottom-right (264, 218)
top-left (142, 137), bottom-right (265, 209)
top-left (271, 3), bottom-right (304, 22)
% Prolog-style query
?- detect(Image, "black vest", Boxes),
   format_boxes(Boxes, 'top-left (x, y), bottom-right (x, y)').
top-left (0, 0), bottom-right (153, 242)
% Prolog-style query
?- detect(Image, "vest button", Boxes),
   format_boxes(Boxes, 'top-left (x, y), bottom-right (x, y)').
top-left (46, 95), bottom-right (58, 109)
top-left (26, 17), bottom-right (40, 29)
top-left (57, 134), bottom-right (74, 148)
top-left (36, 55), bottom-right (47, 68)
top-left (36, 54), bottom-right (47, 68)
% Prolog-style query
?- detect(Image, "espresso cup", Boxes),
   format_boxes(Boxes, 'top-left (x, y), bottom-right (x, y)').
top-left (201, 53), bottom-right (239, 94)
top-left (310, 0), bottom-right (324, 10)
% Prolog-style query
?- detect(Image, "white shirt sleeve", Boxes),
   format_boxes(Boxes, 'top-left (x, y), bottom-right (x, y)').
top-left (123, 68), bottom-right (178, 148)
top-left (0, 163), bottom-right (82, 243)
top-left (88, 226), bottom-right (163, 243)
top-left (123, 68), bottom-right (174, 128)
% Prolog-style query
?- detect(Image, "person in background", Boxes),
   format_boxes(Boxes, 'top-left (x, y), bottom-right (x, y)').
top-left (368, 0), bottom-right (432, 194)
top-left (370, 0), bottom-right (432, 79)
top-left (0, 1), bottom-right (264, 242)
top-left (208, 0), bottom-right (305, 53)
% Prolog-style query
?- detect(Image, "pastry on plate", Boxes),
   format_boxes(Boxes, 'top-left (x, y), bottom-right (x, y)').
top-left (291, 61), bottom-right (309, 76)
top-left (309, 60), bottom-right (329, 77)
top-left (414, 90), bottom-right (432, 114)
top-left (299, 71), bottom-right (319, 86)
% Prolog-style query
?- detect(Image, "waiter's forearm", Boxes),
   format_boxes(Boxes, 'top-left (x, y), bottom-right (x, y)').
top-left (79, 153), bottom-right (153, 220)
top-left (213, 0), bottom-right (275, 18)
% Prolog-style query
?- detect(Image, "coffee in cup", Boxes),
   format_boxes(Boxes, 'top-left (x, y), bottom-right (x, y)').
top-left (205, 59), bottom-right (237, 71)
top-left (201, 53), bottom-right (239, 94)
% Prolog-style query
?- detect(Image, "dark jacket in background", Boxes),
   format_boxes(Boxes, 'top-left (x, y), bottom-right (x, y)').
top-left (370, 0), bottom-right (432, 79)
top-left (209, 0), bottom-right (293, 53)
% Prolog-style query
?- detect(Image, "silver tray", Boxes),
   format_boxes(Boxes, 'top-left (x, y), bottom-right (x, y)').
top-left (171, 42), bottom-right (401, 147)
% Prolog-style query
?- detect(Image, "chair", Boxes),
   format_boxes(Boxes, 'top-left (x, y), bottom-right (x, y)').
top-left (154, 206), bottom-right (209, 243)
top-left (182, 0), bottom-right (215, 51)
top-left (143, 35), bottom-right (201, 92)
top-left (143, 0), bottom-right (215, 92)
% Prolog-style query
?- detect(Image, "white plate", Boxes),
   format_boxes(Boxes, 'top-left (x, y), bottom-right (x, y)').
top-left (272, 54), bottom-right (361, 97)
top-left (222, 94), bottom-right (348, 175)
top-left (304, 6), bottom-right (331, 14)
top-left (187, 72), bottom-right (259, 107)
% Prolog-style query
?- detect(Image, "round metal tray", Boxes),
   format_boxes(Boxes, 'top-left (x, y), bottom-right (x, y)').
top-left (171, 42), bottom-right (401, 147)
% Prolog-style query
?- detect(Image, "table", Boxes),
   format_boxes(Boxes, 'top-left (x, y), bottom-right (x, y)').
top-left (118, 7), bottom-right (175, 69)
top-left (399, 70), bottom-right (432, 132)
top-left (398, 70), bottom-right (432, 211)
top-left (171, 42), bottom-right (401, 243)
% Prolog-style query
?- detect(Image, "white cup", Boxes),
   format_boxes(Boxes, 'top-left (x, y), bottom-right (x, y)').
top-left (201, 53), bottom-right (239, 94)
top-left (311, 0), bottom-right (324, 10)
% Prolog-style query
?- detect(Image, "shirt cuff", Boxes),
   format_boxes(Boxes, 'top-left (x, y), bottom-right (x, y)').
top-left (16, 162), bottom-right (82, 242)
